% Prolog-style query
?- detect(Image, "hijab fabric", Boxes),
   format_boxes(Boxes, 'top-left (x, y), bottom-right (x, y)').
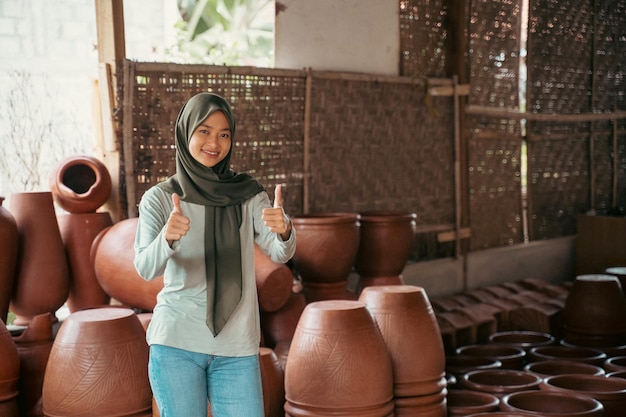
top-left (158, 92), bottom-right (264, 336)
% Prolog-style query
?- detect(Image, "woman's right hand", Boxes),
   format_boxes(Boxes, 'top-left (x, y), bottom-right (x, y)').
top-left (165, 193), bottom-right (190, 247)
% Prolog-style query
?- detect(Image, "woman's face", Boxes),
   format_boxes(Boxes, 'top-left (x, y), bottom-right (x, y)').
top-left (188, 110), bottom-right (232, 168)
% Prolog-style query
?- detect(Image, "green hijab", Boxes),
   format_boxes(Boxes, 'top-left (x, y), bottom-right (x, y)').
top-left (158, 92), bottom-right (264, 336)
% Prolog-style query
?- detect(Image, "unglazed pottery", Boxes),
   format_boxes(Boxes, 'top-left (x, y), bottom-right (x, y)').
top-left (528, 345), bottom-right (607, 366)
top-left (460, 369), bottom-right (542, 398)
top-left (0, 197), bottom-right (18, 323)
top-left (489, 330), bottom-right (555, 352)
top-left (456, 344), bottom-right (527, 370)
top-left (524, 360), bottom-right (605, 379)
top-left (446, 389), bottom-right (499, 416)
top-left (0, 318), bottom-right (19, 417)
top-left (254, 244), bottom-right (293, 313)
top-left (259, 347), bottom-right (285, 417)
top-left (260, 291), bottom-right (306, 349)
top-left (500, 390), bottom-right (604, 416)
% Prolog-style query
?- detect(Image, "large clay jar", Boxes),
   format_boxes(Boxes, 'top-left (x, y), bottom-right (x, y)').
top-left (13, 312), bottom-right (53, 417)
top-left (42, 307), bottom-right (152, 417)
top-left (0, 197), bottom-right (19, 323)
top-left (58, 212), bottom-right (113, 312)
top-left (91, 217), bottom-right (163, 311)
top-left (460, 369), bottom-right (542, 399)
top-left (254, 244), bottom-right (293, 313)
top-left (261, 291), bottom-right (307, 349)
top-left (259, 347), bottom-right (285, 417)
top-left (354, 211), bottom-right (416, 293)
top-left (284, 300), bottom-right (394, 417)
top-left (500, 390), bottom-right (604, 416)
top-left (9, 192), bottom-right (70, 326)
top-left (0, 318), bottom-right (20, 417)
top-left (563, 274), bottom-right (626, 348)
top-left (446, 389), bottom-right (500, 417)
top-left (359, 285), bottom-right (446, 399)
top-left (541, 374), bottom-right (626, 417)
top-left (49, 155), bottom-right (112, 214)
top-left (290, 213), bottom-right (360, 303)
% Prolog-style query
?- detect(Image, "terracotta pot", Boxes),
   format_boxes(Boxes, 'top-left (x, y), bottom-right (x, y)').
top-left (489, 330), bottom-right (555, 352)
top-left (290, 213), bottom-right (360, 302)
top-left (359, 285), bottom-right (445, 397)
top-left (603, 355), bottom-right (626, 373)
top-left (13, 312), bottom-right (53, 417)
top-left (500, 390), bottom-right (604, 416)
top-left (541, 374), bottom-right (626, 417)
top-left (0, 318), bottom-right (20, 417)
top-left (456, 344), bottom-right (527, 370)
top-left (49, 155), bottom-right (112, 214)
top-left (446, 355), bottom-right (503, 387)
top-left (446, 389), bottom-right (500, 416)
top-left (524, 360), bottom-right (605, 379)
top-left (464, 413), bottom-right (535, 417)
top-left (42, 307), bottom-right (152, 417)
top-left (460, 369), bottom-right (542, 398)
top-left (284, 300), bottom-right (394, 416)
top-left (0, 197), bottom-right (19, 324)
top-left (354, 211), bottom-right (416, 293)
top-left (529, 346), bottom-right (607, 366)
top-left (58, 212), bottom-right (113, 312)
top-left (261, 291), bottom-right (306, 349)
top-left (254, 244), bottom-right (293, 313)
top-left (91, 218), bottom-right (163, 311)
top-left (563, 274), bottom-right (626, 347)
top-left (393, 389), bottom-right (446, 417)
top-left (606, 370), bottom-right (626, 379)
top-left (9, 192), bottom-right (70, 326)
top-left (259, 347), bottom-right (285, 417)
top-left (605, 267), bottom-right (626, 296)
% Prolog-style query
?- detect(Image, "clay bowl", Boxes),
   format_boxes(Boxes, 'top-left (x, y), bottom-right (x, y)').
top-left (603, 355), bottom-right (626, 373)
top-left (524, 360), bottom-right (605, 379)
top-left (457, 344), bottom-right (526, 370)
top-left (606, 370), bottom-right (626, 379)
top-left (500, 390), bottom-right (604, 416)
top-left (446, 355), bottom-right (503, 383)
top-left (529, 346), bottom-right (607, 366)
top-left (465, 411), bottom-right (535, 416)
top-left (460, 369), bottom-right (542, 398)
top-left (489, 330), bottom-right (555, 352)
top-left (446, 389), bottom-right (500, 416)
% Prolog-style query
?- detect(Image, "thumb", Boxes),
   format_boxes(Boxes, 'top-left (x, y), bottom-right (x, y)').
top-left (172, 193), bottom-right (183, 214)
top-left (273, 184), bottom-right (283, 208)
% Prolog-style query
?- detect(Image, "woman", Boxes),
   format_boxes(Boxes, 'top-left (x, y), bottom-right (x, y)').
top-left (134, 92), bottom-right (296, 416)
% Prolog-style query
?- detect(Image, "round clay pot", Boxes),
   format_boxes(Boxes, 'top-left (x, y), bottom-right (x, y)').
top-left (254, 244), bottom-right (293, 313)
top-left (0, 197), bottom-right (19, 323)
top-left (524, 360), bottom-right (605, 379)
top-left (259, 347), bottom-right (285, 417)
top-left (261, 291), bottom-right (306, 349)
top-left (603, 355), bottom-right (626, 373)
top-left (0, 318), bottom-right (19, 416)
top-left (359, 285), bottom-right (445, 397)
top-left (290, 213), bottom-right (360, 302)
top-left (456, 344), bottom-right (527, 370)
top-left (393, 389), bottom-right (447, 417)
top-left (605, 267), bottom-right (626, 296)
top-left (284, 300), bottom-right (394, 416)
top-left (489, 330), bottom-right (556, 352)
top-left (91, 218), bottom-right (163, 311)
top-left (541, 374), bottom-right (626, 417)
top-left (354, 211), bottom-right (416, 292)
top-left (464, 413), bottom-right (535, 417)
top-left (500, 390), bottom-right (604, 416)
top-left (460, 369), bottom-right (542, 398)
top-left (42, 307), bottom-right (152, 417)
top-left (563, 274), bottom-right (626, 347)
top-left (9, 192), bottom-right (70, 326)
top-left (49, 154), bottom-right (112, 213)
top-left (606, 370), bottom-right (626, 379)
top-left (446, 389), bottom-right (500, 416)
top-left (446, 355), bottom-right (503, 387)
top-left (529, 346), bottom-right (607, 366)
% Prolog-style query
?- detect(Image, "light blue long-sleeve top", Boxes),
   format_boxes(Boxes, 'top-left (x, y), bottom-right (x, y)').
top-left (133, 186), bottom-right (296, 356)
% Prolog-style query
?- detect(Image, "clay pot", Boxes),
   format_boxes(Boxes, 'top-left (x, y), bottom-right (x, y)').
top-left (393, 389), bottom-right (447, 417)
top-left (254, 244), bottom-right (293, 313)
top-left (456, 344), bottom-right (527, 370)
top-left (58, 212), bottom-right (113, 312)
top-left (49, 155), bottom-right (112, 213)
top-left (284, 300), bottom-right (394, 416)
top-left (42, 307), bottom-right (152, 417)
top-left (500, 390), bottom-right (604, 416)
top-left (359, 285), bottom-right (445, 397)
top-left (13, 312), bottom-right (53, 417)
top-left (0, 318), bottom-right (20, 417)
top-left (290, 213), bottom-right (360, 302)
top-left (91, 218), bottom-right (163, 311)
top-left (524, 360), bottom-right (605, 379)
top-left (259, 347), bottom-right (285, 417)
top-left (446, 389), bottom-right (500, 416)
top-left (606, 370), bottom-right (626, 379)
top-left (460, 369), bottom-right (542, 398)
top-left (563, 274), bottom-right (626, 347)
top-left (529, 346), bottom-right (607, 366)
top-left (446, 355), bottom-right (503, 387)
top-left (464, 413), bottom-right (535, 417)
top-left (603, 355), bottom-right (626, 373)
top-left (260, 291), bottom-right (306, 349)
top-left (0, 197), bottom-right (19, 323)
top-left (541, 374), bottom-right (626, 417)
top-left (489, 330), bottom-right (555, 352)
top-left (354, 211), bottom-right (416, 293)
top-left (605, 267), bottom-right (626, 296)
top-left (9, 192), bottom-right (70, 326)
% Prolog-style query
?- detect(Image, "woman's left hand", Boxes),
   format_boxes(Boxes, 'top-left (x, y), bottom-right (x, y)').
top-left (262, 184), bottom-right (292, 240)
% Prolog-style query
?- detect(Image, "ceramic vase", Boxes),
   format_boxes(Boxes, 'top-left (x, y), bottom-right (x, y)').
top-left (42, 307), bottom-right (152, 416)
top-left (91, 218), bottom-right (163, 311)
top-left (58, 212), bottom-right (113, 312)
top-left (354, 211), bottom-right (416, 293)
top-left (0, 318), bottom-right (20, 417)
top-left (9, 192), bottom-right (69, 326)
top-left (284, 300), bottom-right (394, 416)
top-left (500, 390), bottom-right (604, 416)
top-left (254, 244), bottom-right (293, 313)
top-left (0, 197), bottom-right (19, 323)
top-left (290, 213), bottom-right (360, 302)
top-left (49, 155), bottom-right (112, 214)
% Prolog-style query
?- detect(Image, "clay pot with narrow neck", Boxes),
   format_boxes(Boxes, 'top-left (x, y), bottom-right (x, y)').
top-left (0, 318), bottom-right (20, 417)
top-left (290, 213), bottom-right (360, 302)
top-left (49, 155), bottom-right (112, 214)
top-left (9, 192), bottom-right (70, 326)
top-left (500, 390), bottom-right (604, 416)
top-left (0, 197), bottom-right (19, 323)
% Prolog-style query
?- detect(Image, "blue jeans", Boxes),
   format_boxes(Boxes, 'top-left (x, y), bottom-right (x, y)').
top-left (149, 344), bottom-right (264, 417)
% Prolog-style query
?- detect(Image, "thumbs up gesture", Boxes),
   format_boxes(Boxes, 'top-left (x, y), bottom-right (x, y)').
top-left (165, 193), bottom-right (190, 247)
top-left (263, 184), bottom-right (292, 240)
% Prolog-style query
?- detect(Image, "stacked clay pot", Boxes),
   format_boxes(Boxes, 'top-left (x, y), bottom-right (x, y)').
top-left (0, 197), bottom-right (19, 323)
top-left (0, 318), bottom-right (19, 417)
